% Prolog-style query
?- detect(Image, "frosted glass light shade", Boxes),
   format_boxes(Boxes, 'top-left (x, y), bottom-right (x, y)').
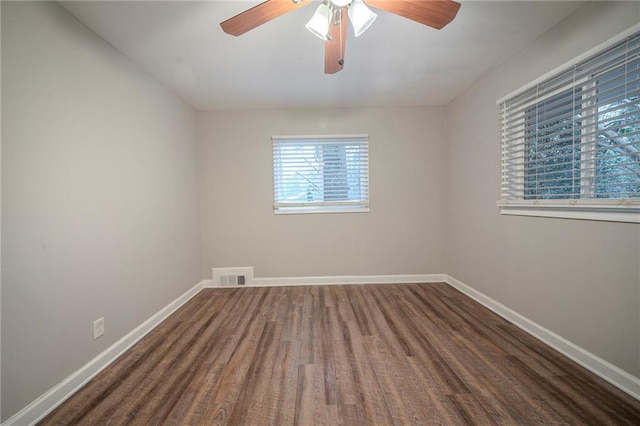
top-left (305, 3), bottom-right (332, 41)
top-left (331, 0), bottom-right (352, 6)
top-left (348, 0), bottom-right (377, 37)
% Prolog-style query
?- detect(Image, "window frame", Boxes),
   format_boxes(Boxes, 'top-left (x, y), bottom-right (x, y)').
top-left (271, 134), bottom-right (370, 215)
top-left (497, 24), bottom-right (640, 223)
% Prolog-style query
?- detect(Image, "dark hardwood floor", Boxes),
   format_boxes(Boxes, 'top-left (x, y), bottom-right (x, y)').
top-left (41, 283), bottom-right (640, 425)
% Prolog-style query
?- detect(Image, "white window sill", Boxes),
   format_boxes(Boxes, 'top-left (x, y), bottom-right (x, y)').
top-left (498, 202), bottom-right (640, 223)
top-left (274, 206), bottom-right (370, 215)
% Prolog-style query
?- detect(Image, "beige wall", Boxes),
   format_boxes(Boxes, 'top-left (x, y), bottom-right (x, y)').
top-left (1, 2), bottom-right (201, 419)
top-left (445, 1), bottom-right (640, 376)
top-left (197, 107), bottom-right (446, 278)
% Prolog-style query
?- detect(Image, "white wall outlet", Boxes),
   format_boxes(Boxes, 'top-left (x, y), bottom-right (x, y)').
top-left (93, 317), bottom-right (105, 340)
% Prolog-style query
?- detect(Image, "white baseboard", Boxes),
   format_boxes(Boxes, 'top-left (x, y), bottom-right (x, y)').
top-left (251, 273), bottom-right (447, 287)
top-left (209, 267), bottom-right (446, 288)
top-left (445, 274), bottom-right (640, 401)
top-left (4, 280), bottom-right (206, 426)
top-left (200, 279), bottom-right (214, 288)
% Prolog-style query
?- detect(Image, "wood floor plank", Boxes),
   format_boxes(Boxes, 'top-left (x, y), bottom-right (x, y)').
top-left (40, 284), bottom-right (640, 425)
top-left (448, 393), bottom-right (497, 426)
top-left (342, 318), bottom-right (395, 425)
top-left (324, 289), bottom-right (363, 409)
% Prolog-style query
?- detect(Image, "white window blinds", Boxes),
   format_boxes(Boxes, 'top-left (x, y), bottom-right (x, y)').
top-left (272, 135), bottom-right (369, 213)
top-left (498, 30), bottom-right (640, 212)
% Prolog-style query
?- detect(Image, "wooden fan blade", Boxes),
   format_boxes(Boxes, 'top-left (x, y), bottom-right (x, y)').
top-left (365, 0), bottom-right (461, 30)
top-left (325, 8), bottom-right (348, 74)
top-left (221, 0), bottom-right (312, 36)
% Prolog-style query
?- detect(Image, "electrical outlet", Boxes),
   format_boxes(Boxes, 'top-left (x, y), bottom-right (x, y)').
top-left (93, 317), bottom-right (105, 340)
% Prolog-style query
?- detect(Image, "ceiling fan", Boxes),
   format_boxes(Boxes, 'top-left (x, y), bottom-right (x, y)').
top-left (221, 0), bottom-right (461, 74)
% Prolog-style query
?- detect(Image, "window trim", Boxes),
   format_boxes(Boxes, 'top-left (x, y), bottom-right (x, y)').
top-left (497, 200), bottom-right (640, 223)
top-left (273, 205), bottom-right (370, 215)
top-left (497, 24), bottom-right (640, 223)
top-left (272, 134), bottom-right (370, 215)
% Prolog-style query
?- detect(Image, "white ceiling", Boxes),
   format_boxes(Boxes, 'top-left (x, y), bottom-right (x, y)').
top-left (60, 0), bottom-right (586, 111)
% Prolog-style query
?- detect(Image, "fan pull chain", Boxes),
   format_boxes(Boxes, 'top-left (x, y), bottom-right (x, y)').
top-left (338, 8), bottom-right (345, 66)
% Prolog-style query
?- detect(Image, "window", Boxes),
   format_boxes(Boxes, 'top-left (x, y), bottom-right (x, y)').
top-left (272, 135), bottom-right (369, 214)
top-left (498, 28), bottom-right (640, 223)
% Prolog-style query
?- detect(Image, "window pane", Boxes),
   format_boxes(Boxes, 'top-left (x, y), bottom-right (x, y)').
top-left (322, 144), bottom-right (349, 201)
top-left (524, 88), bottom-right (582, 199)
top-left (275, 144), bottom-right (322, 203)
top-left (594, 58), bottom-right (640, 198)
top-left (346, 145), bottom-right (365, 202)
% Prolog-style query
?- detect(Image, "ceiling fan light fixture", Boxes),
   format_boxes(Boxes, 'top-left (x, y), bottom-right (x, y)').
top-left (305, 3), bottom-right (332, 41)
top-left (348, 0), bottom-right (377, 37)
top-left (330, 0), bottom-right (352, 7)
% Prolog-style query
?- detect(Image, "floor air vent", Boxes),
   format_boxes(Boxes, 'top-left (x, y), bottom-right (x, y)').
top-left (220, 274), bottom-right (245, 287)
top-left (212, 267), bottom-right (253, 287)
